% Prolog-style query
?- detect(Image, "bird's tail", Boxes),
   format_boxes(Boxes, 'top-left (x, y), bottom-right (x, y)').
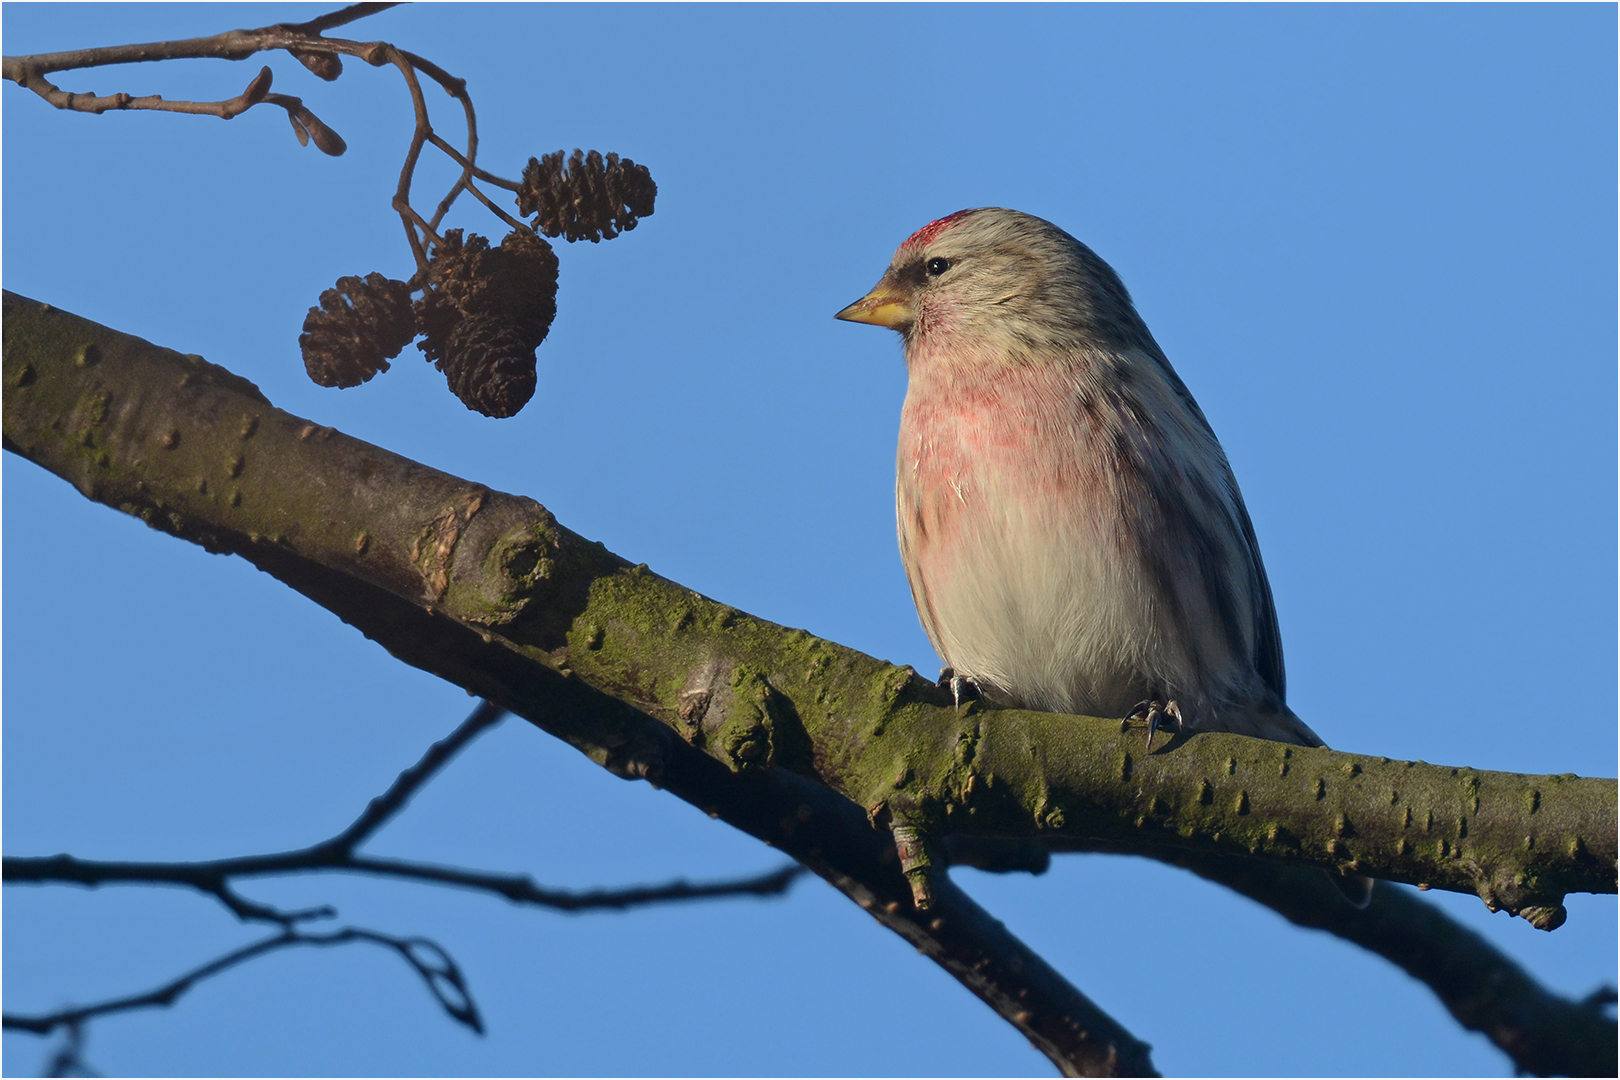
top-left (1203, 696), bottom-right (1326, 747)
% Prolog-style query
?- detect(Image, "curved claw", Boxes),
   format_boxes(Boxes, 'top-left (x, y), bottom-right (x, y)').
top-left (1134, 698), bottom-right (1184, 747)
top-left (939, 667), bottom-right (982, 709)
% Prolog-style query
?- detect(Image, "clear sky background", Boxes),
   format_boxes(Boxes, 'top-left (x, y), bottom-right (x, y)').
top-left (3, 3), bottom-right (1615, 1077)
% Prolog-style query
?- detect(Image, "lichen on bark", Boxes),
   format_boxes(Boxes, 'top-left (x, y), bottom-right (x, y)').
top-left (4, 290), bottom-right (1612, 932)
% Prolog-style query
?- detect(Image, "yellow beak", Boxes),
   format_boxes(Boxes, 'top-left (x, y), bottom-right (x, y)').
top-left (834, 283), bottom-right (914, 330)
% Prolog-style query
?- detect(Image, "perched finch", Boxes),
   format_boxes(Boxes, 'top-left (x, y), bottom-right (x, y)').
top-left (835, 207), bottom-right (1320, 748)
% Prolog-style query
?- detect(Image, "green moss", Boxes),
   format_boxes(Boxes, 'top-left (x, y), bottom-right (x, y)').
top-left (715, 666), bottom-right (778, 772)
top-left (450, 519), bottom-right (558, 625)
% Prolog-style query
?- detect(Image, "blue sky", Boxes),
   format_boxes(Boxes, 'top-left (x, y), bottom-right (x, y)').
top-left (4, 3), bottom-right (1615, 1076)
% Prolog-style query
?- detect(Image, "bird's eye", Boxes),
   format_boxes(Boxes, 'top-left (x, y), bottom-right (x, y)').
top-left (925, 257), bottom-right (951, 277)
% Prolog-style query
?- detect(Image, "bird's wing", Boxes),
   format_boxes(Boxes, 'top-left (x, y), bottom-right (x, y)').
top-left (1126, 345), bottom-right (1288, 702)
top-left (1228, 487), bottom-right (1287, 700)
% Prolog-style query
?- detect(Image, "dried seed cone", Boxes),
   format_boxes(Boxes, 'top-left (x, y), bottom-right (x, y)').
top-left (413, 286), bottom-right (462, 368)
top-left (415, 228), bottom-right (558, 375)
top-left (518, 149), bottom-right (656, 243)
top-left (440, 314), bottom-right (537, 418)
top-left (491, 228), bottom-right (560, 346)
top-left (417, 229), bottom-right (493, 353)
top-left (300, 273), bottom-right (415, 388)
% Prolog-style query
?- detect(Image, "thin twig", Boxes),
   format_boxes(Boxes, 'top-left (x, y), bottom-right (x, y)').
top-left (331, 699), bottom-right (506, 851)
top-left (379, 42), bottom-right (438, 276)
top-left (341, 856), bottom-right (808, 910)
top-left (2, 3), bottom-right (516, 281)
top-left (1050, 838), bottom-right (1618, 1078)
top-left (405, 49), bottom-right (480, 234)
top-left (291, 2), bottom-right (403, 36)
top-left (4, 64), bottom-right (274, 119)
top-left (462, 183), bottom-right (528, 233)
top-left (4, 700), bottom-right (809, 924)
top-left (2, 926), bottom-right (483, 1037)
top-left (426, 133), bottom-right (526, 232)
top-left (4, 850), bottom-right (810, 920)
top-left (428, 133), bottom-right (529, 229)
top-left (207, 880), bottom-right (336, 925)
top-left (471, 165), bottom-right (521, 191)
top-left (2, 25), bottom-right (342, 80)
top-left (40, 1021), bottom-right (96, 1078)
top-left (395, 200), bottom-right (442, 254)
top-left (428, 135), bottom-right (521, 192)
top-left (3, 697), bottom-right (807, 1064)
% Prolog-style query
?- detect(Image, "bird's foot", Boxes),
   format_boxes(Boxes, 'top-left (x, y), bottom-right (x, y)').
top-left (938, 667), bottom-right (982, 709)
top-left (1128, 698), bottom-right (1183, 747)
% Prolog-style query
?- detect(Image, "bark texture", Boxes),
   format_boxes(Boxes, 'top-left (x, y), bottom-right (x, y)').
top-left (5, 291), bottom-right (1615, 1075)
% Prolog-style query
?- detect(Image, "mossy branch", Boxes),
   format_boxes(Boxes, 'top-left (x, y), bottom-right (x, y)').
top-left (0, 291), bottom-right (1156, 1076)
top-left (6, 291), bottom-right (1606, 919)
top-left (4, 292), bottom-right (1614, 1075)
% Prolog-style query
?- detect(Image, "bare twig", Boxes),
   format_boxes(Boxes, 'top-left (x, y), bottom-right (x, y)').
top-left (0, 63), bottom-right (275, 119)
top-left (40, 1021), bottom-right (96, 1078)
top-left (1, 3), bottom-right (510, 282)
top-left (293, 2), bottom-right (403, 36)
top-left (1051, 838), bottom-right (1619, 1077)
top-left (9, 293), bottom-right (1616, 1074)
top-left (344, 857), bottom-right (808, 910)
top-left (407, 50), bottom-right (479, 233)
top-left (2, 926), bottom-right (483, 1038)
top-left (428, 134), bottom-right (527, 232)
top-left (4, 700), bottom-right (809, 924)
top-left (331, 699), bottom-right (507, 850)
top-left (4, 695), bottom-right (811, 1072)
top-left (3, 851), bottom-right (811, 922)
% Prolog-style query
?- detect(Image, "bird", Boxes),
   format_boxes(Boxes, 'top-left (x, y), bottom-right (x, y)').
top-left (835, 207), bottom-right (1320, 751)
top-left (836, 208), bottom-right (1372, 906)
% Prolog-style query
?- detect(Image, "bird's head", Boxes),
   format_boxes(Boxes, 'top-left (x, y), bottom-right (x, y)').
top-left (835, 207), bottom-right (1152, 362)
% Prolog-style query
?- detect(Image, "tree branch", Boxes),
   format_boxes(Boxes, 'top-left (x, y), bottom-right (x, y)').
top-left (4, 292), bottom-right (1613, 1075)
top-left (4, 698), bottom-right (810, 924)
top-left (3, 293), bottom-right (1604, 916)
top-left (2, 926), bottom-right (483, 1037)
top-left (2, 292), bottom-right (1160, 1076)
top-left (5, 695), bottom-right (819, 1072)
top-left (1, 4), bottom-right (493, 281)
top-left (332, 699), bottom-right (507, 851)
top-left (1052, 840), bottom-right (1617, 1077)
top-left (3, 851), bottom-right (811, 922)
top-left (0, 6), bottom-right (397, 78)
top-left (0, 63), bottom-right (276, 119)
top-left (293, 2), bottom-right (403, 37)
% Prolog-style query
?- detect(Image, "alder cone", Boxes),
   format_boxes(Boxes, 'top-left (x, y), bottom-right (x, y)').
top-left (518, 149), bottom-right (656, 243)
top-left (300, 273), bottom-right (415, 388)
top-left (415, 229), bottom-right (559, 368)
top-left (440, 314), bottom-right (537, 418)
top-left (489, 229), bottom-right (560, 347)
